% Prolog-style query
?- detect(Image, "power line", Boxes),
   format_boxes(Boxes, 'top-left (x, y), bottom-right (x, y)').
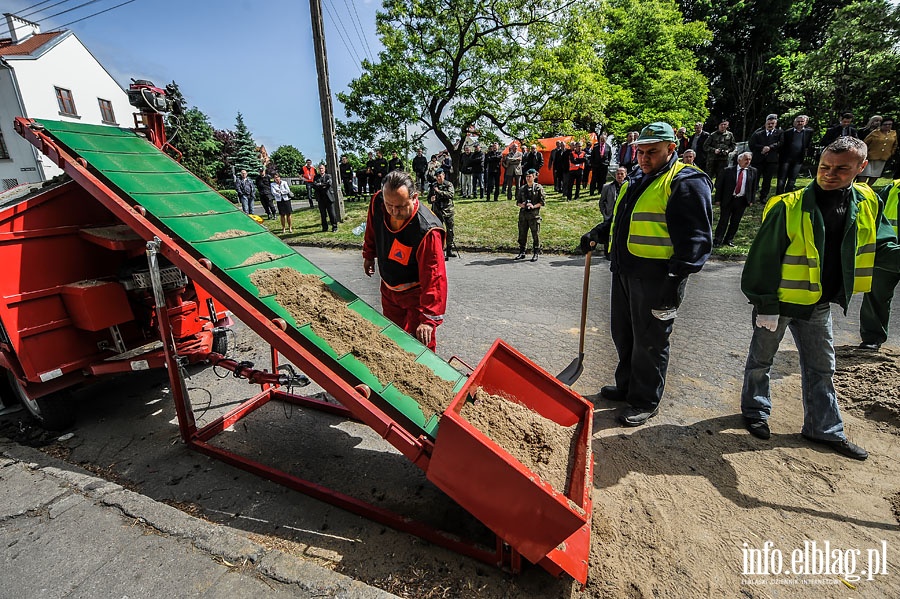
top-left (37, 0), bottom-right (107, 24)
top-left (342, 0), bottom-right (374, 63)
top-left (15, 0), bottom-right (59, 17)
top-left (322, 0), bottom-right (364, 74)
top-left (47, 0), bottom-right (139, 30)
top-left (21, 0), bottom-right (77, 19)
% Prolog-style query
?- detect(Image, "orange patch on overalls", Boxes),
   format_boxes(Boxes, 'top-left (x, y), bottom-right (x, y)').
top-left (388, 238), bottom-right (413, 265)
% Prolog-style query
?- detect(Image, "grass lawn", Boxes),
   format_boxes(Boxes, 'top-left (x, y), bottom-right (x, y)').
top-left (264, 175), bottom-right (894, 259)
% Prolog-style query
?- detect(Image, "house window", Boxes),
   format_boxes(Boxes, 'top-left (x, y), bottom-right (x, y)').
top-left (55, 87), bottom-right (78, 116)
top-left (98, 98), bottom-right (116, 124)
top-left (0, 129), bottom-right (9, 159)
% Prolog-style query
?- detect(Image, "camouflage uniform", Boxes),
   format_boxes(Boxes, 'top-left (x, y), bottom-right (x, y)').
top-left (703, 129), bottom-right (736, 181)
top-left (429, 179), bottom-right (456, 258)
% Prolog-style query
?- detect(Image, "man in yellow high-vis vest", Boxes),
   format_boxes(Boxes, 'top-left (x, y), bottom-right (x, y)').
top-left (741, 137), bottom-right (900, 460)
top-left (580, 122), bottom-right (713, 426)
top-left (858, 179), bottom-right (900, 350)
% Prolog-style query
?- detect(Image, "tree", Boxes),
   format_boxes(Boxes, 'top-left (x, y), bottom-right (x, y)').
top-left (337, 0), bottom-right (572, 171)
top-left (780, 0), bottom-right (900, 124)
top-left (163, 81), bottom-right (222, 186)
top-left (232, 112), bottom-right (262, 174)
top-left (213, 129), bottom-right (236, 186)
top-left (600, 0), bottom-right (712, 136)
top-left (270, 145), bottom-right (306, 178)
top-left (676, 0), bottom-right (851, 137)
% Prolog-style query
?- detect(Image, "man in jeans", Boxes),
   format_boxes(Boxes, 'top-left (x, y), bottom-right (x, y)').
top-left (740, 137), bottom-right (900, 460)
top-left (235, 169), bottom-right (255, 215)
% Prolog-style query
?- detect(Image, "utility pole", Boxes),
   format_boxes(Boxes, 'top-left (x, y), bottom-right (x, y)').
top-left (309, 0), bottom-right (345, 220)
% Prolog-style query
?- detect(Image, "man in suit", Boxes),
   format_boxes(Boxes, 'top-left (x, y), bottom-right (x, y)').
top-left (748, 114), bottom-right (782, 203)
top-left (821, 112), bottom-right (859, 147)
top-left (590, 133), bottom-right (612, 195)
top-left (777, 114), bottom-right (814, 194)
top-left (687, 122), bottom-right (710, 171)
top-left (714, 152), bottom-right (758, 247)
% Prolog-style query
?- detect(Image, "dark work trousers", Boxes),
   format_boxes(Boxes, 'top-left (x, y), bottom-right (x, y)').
top-left (305, 183), bottom-right (315, 208)
top-left (564, 170), bottom-right (583, 201)
top-left (776, 160), bottom-right (804, 195)
top-left (714, 194), bottom-right (750, 244)
top-left (706, 157), bottom-right (728, 182)
top-left (318, 199), bottom-right (337, 231)
top-left (341, 177), bottom-right (353, 198)
top-left (258, 193), bottom-right (275, 218)
top-left (589, 167), bottom-right (608, 195)
top-left (484, 170), bottom-right (500, 201)
top-left (859, 269), bottom-right (900, 345)
top-left (610, 273), bottom-right (674, 410)
top-left (472, 172), bottom-right (484, 198)
top-left (517, 211), bottom-right (541, 252)
top-left (754, 161), bottom-right (778, 201)
top-left (554, 168), bottom-right (566, 192)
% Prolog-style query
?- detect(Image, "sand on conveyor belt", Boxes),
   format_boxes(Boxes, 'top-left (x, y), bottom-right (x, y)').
top-left (250, 267), bottom-right (456, 420)
top-left (460, 387), bottom-right (578, 494)
top-left (208, 229), bottom-right (250, 241)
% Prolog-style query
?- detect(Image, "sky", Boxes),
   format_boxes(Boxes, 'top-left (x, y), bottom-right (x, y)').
top-left (4, 0), bottom-right (383, 161)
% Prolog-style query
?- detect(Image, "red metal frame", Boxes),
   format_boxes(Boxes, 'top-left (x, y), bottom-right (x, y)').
top-left (14, 117), bottom-right (593, 583)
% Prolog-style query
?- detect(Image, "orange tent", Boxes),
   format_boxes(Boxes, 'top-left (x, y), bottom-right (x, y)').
top-left (502, 134), bottom-right (599, 186)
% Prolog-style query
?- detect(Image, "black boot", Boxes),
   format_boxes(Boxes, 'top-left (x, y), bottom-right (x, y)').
top-left (514, 250), bottom-right (526, 260)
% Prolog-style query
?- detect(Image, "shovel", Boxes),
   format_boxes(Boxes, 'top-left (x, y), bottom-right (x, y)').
top-left (557, 249), bottom-right (592, 386)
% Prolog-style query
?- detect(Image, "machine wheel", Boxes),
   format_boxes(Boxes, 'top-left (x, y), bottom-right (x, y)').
top-left (4, 370), bottom-right (76, 431)
top-left (212, 328), bottom-right (229, 356)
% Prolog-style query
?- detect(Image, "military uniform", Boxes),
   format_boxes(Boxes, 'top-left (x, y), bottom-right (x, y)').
top-left (429, 179), bottom-right (456, 258)
top-left (703, 129), bottom-right (736, 181)
top-left (516, 181), bottom-right (546, 259)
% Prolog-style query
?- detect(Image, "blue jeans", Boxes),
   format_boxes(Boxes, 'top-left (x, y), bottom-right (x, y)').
top-left (741, 304), bottom-right (846, 441)
top-left (239, 194), bottom-right (253, 215)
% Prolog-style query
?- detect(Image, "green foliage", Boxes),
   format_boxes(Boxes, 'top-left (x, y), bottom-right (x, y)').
top-left (219, 189), bottom-right (238, 203)
top-left (337, 0), bottom-right (570, 168)
top-left (600, 0), bottom-right (711, 136)
top-left (213, 129), bottom-right (236, 185)
top-left (780, 0), bottom-right (900, 123)
top-left (232, 112), bottom-right (262, 174)
top-left (270, 145), bottom-right (306, 178)
top-left (676, 0), bottom-right (849, 136)
top-left (164, 82), bottom-right (222, 186)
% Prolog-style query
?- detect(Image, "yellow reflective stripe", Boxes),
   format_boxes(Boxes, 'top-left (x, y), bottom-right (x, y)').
top-left (783, 255), bottom-right (818, 268)
top-left (629, 235), bottom-right (673, 246)
top-left (780, 279), bottom-right (820, 291)
top-left (631, 212), bottom-right (667, 223)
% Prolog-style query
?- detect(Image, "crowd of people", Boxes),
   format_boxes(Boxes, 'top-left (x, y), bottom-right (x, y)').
top-left (357, 115), bottom-right (899, 465)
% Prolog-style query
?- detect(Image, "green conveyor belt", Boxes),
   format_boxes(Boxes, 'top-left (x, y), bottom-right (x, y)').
top-left (36, 119), bottom-right (465, 437)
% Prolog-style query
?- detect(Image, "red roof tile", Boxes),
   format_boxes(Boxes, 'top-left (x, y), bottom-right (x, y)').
top-left (0, 32), bottom-right (64, 57)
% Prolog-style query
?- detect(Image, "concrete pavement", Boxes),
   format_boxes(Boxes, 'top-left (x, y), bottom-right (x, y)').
top-left (0, 438), bottom-right (397, 598)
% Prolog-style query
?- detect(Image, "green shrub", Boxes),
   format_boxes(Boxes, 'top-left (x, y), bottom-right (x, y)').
top-left (219, 189), bottom-right (238, 203)
top-left (289, 185), bottom-right (305, 198)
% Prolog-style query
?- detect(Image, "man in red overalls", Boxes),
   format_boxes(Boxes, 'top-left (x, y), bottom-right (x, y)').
top-left (363, 171), bottom-right (448, 351)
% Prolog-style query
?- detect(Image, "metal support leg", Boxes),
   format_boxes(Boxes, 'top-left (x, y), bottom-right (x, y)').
top-left (146, 237), bottom-right (196, 442)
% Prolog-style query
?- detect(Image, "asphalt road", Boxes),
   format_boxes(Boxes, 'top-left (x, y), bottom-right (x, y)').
top-left (6, 246), bottom-right (898, 597)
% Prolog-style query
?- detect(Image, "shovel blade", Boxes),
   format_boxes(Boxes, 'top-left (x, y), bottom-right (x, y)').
top-left (556, 354), bottom-right (584, 386)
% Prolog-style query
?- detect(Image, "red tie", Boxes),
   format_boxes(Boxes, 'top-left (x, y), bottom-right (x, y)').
top-left (734, 168), bottom-right (744, 196)
top-left (600, 144), bottom-right (605, 156)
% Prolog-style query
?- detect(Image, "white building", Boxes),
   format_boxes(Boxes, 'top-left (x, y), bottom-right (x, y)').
top-left (0, 13), bottom-right (133, 190)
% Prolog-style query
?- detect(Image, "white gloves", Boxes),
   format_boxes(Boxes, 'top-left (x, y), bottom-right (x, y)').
top-left (755, 314), bottom-right (779, 331)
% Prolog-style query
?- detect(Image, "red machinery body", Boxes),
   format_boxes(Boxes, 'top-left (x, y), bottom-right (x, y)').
top-left (0, 180), bottom-right (228, 407)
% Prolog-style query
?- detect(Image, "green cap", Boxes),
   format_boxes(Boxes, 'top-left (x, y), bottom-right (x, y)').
top-left (634, 122), bottom-right (676, 145)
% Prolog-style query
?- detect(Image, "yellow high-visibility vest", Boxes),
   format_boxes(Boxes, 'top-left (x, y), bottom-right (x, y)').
top-left (763, 183), bottom-right (878, 304)
top-left (610, 161), bottom-right (696, 259)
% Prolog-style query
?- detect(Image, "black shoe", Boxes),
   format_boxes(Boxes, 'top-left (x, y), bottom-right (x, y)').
top-left (801, 434), bottom-right (868, 460)
top-left (744, 418), bottom-right (771, 440)
top-left (599, 385), bottom-right (627, 402)
top-left (618, 406), bottom-right (659, 427)
top-left (858, 341), bottom-right (881, 351)
top-left (713, 240), bottom-right (722, 248)
top-left (331, 225), bottom-right (338, 232)
top-left (322, 227), bottom-right (328, 232)
top-left (530, 253), bottom-right (538, 262)
top-left (514, 252), bottom-right (526, 260)
top-left (445, 251), bottom-right (455, 259)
